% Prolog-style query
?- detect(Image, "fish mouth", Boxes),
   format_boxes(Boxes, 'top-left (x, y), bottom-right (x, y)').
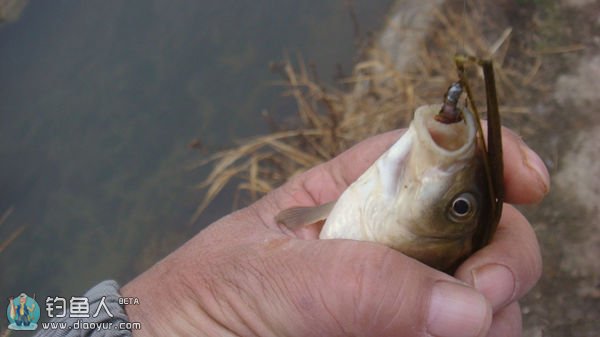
top-left (413, 104), bottom-right (477, 160)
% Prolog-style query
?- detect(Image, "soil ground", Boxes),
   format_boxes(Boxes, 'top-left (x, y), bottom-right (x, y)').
top-left (505, 1), bottom-right (600, 336)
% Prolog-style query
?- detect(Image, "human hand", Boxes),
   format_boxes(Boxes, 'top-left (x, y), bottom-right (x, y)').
top-left (121, 127), bottom-right (549, 337)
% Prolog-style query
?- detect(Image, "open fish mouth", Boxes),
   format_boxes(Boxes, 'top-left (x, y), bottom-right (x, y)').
top-left (414, 104), bottom-right (478, 164)
top-left (385, 103), bottom-right (485, 241)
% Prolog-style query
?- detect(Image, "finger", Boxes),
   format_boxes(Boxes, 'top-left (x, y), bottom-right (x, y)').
top-left (311, 124), bottom-right (550, 204)
top-left (486, 124), bottom-right (550, 204)
top-left (301, 124), bottom-right (549, 205)
top-left (254, 130), bottom-right (402, 225)
top-left (309, 240), bottom-right (493, 337)
top-left (275, 129), bottom-right (402, 205)
top-left (487, 302), bottom-right (522, 337)
top-left (454, 205), bottom-right (542, 312)
top-left (262, 125), bottom-right (548, 213)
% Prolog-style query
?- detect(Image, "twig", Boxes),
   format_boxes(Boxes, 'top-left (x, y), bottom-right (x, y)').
top-left (0, 225), bottom-right (26, 253)
top-left (343, 0), bottom-right (361, 43)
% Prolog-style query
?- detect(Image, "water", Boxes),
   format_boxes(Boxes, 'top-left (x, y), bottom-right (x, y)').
top-left (0, 0), bottom-right (392, 329)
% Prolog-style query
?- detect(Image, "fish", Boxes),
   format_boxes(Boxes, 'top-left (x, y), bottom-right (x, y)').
top-left (276, 58), bottom-right (503, 273)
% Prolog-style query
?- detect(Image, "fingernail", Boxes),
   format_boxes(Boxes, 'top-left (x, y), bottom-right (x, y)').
top-left (519, 142), bottom-right (550, 195)
top-left (471, 264), bottom-right (516, 311)
top-left (428, 281), bottom-right (491, 337)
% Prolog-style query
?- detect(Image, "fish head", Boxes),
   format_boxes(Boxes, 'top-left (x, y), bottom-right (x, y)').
top-left (279, 103), bottom-right (495, 272)
top-left (386, 104), bottom-right (489, 270)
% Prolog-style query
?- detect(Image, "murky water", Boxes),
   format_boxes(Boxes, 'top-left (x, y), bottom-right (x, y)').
top-left (0, 0), bottom-right (392, 329)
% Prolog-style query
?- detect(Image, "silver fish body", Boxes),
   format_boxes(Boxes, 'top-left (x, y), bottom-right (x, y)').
top-left (319, 104), bottom-right (488, 271)
top-left (275, 104), bottom-right (490, 272)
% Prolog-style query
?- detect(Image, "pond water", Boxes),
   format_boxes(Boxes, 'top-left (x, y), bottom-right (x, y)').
top-left (0, 0), bottom-right (392, 329)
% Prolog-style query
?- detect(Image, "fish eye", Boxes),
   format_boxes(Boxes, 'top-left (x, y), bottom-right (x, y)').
top-left (448, 193), bottom-right (477, 222)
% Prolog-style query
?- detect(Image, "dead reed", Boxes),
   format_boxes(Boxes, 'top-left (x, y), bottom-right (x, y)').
top-left (0, 207), bottom-right (25, 254)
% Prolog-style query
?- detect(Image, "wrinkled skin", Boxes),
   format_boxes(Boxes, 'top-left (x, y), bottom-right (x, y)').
top-left (122, 126), bottom-right (549, 337)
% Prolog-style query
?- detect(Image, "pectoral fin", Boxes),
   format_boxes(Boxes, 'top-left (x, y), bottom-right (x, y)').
top-left (275, 201), bottom-right (336, 230)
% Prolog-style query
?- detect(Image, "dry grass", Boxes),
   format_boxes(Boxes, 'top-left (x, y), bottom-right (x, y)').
top-left (190, 1), bottom-right (548, 224)
top-left (0, 0), bottom-right (28, 24)
top-left (0, 207), bottom-right (25, 254)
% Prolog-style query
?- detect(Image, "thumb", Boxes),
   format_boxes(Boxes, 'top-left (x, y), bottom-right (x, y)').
top-left (309, 240), bottom-right (492, 337)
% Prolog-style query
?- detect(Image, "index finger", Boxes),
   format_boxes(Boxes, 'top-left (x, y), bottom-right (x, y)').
top-left (262, 126), bottom-right (549, 214)
top-left (454, 205), bottom-right (542, 313)
top-left (258, 130), bottom-right (403, 216)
